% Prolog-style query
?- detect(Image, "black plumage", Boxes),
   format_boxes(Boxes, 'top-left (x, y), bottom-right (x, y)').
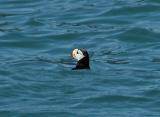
top-left (72, 49), bottom-right (90, 70)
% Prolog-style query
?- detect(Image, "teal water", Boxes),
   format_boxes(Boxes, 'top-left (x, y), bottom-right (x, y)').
top-left (0, 0), bottom-right (160, 116)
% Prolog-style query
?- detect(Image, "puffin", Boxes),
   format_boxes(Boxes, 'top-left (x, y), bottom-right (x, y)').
top-left (71, 48), bottom-right (90, 70)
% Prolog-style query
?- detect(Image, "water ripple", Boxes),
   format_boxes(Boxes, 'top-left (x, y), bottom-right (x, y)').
top-left (0, 0), bottom-right (160, 117)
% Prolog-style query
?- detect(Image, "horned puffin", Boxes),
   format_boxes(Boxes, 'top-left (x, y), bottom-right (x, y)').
top-left (71, 48), bottom-right (90, 70)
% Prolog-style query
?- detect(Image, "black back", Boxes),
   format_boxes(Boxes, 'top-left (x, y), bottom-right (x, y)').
top-left (72, 49), bottom-right (90, 70)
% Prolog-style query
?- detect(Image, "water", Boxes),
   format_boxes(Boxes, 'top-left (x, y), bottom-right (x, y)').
top-left (0, 0), bottom-right (160, 116)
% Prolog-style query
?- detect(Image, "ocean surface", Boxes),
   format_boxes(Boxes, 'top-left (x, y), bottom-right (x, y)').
top-left (0, 0), bottom-right (160, 117)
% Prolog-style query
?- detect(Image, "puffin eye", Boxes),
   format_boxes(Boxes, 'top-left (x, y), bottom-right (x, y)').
top-left (77, 51), bottom-right (78, 54)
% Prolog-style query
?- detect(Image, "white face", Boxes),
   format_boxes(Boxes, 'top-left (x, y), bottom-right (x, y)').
top-left (72, 49), bottom-right (85, 61)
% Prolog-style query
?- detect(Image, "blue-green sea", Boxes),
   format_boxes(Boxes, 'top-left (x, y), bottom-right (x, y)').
top-left (0, 0), bottom-right (160, 117)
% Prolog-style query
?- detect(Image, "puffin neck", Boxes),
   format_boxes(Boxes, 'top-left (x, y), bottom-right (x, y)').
top-left (75, 57), bottom-right (90, 69)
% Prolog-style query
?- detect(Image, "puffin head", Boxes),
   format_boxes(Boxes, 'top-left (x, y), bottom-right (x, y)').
top-left (71, 48), bottom-right (90, 70)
